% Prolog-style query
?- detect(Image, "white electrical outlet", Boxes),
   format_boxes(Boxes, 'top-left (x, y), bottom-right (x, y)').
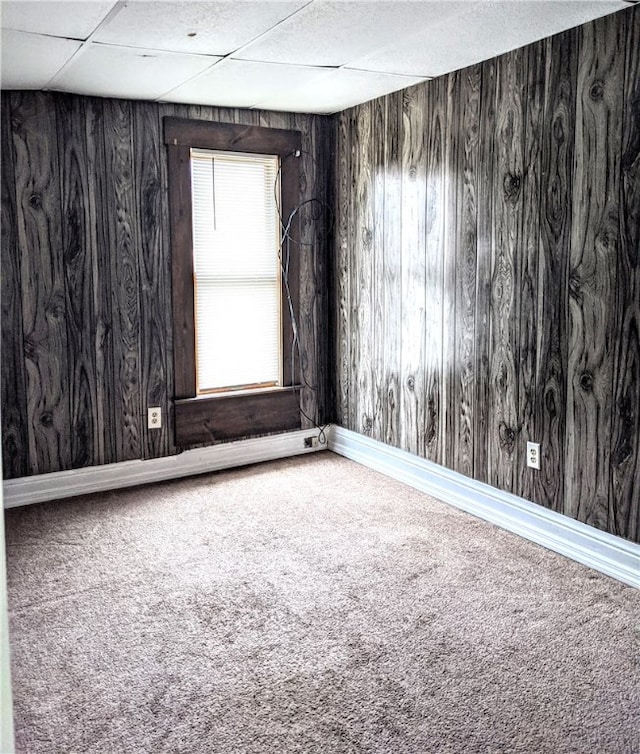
top-left (527, 441), bottom-right (540, 470)
top-left (148, 407), bottom-right (162, 430)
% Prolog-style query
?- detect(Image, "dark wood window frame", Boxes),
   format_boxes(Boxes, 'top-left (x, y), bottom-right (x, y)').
top-left (164, 117), bottom-right (303, 446)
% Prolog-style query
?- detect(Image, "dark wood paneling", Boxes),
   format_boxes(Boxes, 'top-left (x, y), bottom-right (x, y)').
top-left (56, 95), bottom-right (100, 469)
top-left (2, 93), bottom-right (330, 478)
top-left (488, 48), bottom-right (525, 494)
top-left (135, 103), bottom-right (171, 460)
top-left (334, 107), bottom-right (351, 427)
top-left (451, 65), bottom-right (481, 478)
top-left (534, 29), bottom-right (577, 512)
top-left (565, 12), bottom-right (625, 532)
top-left (164, 117), bottom-right (300, 154)
top-left (611, 4), bottom-right (640, 541)
top-left (517, 43), bottom-right (546, 503)
top-left (103, 98), bottom-right (142, 463)
top-left (423, 76), bottom-right (447, 466)
top-left (166, 143), bottom-right (196, 400)
top-left (11, 92), bottom-right (71, 474)
top-left (1, 100), bottom-right (30, 478)
top-left (351, 101), bottom-right (375, 438)
top-left (474, 58), bottom-right (496, 484)
top-left (371, 95), bottom-right (386, 442)
top-left (333, 5), bottom-right (639, 542)
top-left (175, 389), bottom-right (301, 445)
top-left (441, 72), bottom-right (457, 470)
top-left (86, 97), bottom-right (117, 466)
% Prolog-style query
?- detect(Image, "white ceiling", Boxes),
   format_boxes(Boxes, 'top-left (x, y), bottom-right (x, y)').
top-left (0, 0), bottom-right (633, 115)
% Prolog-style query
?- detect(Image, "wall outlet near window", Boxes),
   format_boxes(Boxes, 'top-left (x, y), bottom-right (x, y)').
top-left (304, 436), bottom-right (318, 449)
top-left (148, 407), bottom-right (162, 430)
top-left (526, 441), bottom-right (540, 470)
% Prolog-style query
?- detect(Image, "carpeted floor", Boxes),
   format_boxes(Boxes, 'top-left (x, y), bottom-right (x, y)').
top-left (5, 453), bottom-right (639, 754)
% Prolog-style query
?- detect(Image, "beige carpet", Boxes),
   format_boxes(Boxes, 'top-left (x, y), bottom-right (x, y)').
top-left (5, 453), bottom-right (639, 754)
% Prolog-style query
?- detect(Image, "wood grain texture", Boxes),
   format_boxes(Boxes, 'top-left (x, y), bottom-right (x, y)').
top-left (103, 98), bottom-right (142, 463)
top-left (441, 72), bottom-right (457, 471)
top-left (565, 12), bottom-right (624, 532)
top-left (474, 58), bottom-right (496, 484)
top-left (371, 95), bottom-right (386, 442)
top-left (517, 43), bottom-right (545, 503)
top-left (399, 85), bottom-right (427, 456)
top-left (334, 109), bottom-right (351, 427)
top-left (488, 49), bottom-right (525, 494)
top-left (175, 388), bottom-right (301, 445)
top-left (56, 94), bottom-right (101, 469)
top-left (331, 4), bottom-right (638, 542)
top-left (11, 92), bottom-right (71, 474)
top-left (382, 93), bottom-right (403, 448)
top-left (85, 97), bottom-right (117, 467)
top-left (423, 75), bottom-right (447, 466)
top-left (135, 102), bottom-right (171, 460)
top-left (1, 93), bottom-right (330, 478)
top-left (610, 5), bottom-right (640, 541)
top-left (451, 65), bottom-right (481, 478)
top-left (291, 113), bottom-right (321, 429)
top-left (534, 29), bottom-right (577, 512)
top-left (351, 101), bottom-right (375, 438)
top-left (1, 100), bottom-right (30, 478)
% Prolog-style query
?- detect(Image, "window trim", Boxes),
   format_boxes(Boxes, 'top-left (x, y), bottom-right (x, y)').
top-left (164, 117), bottom-right (303, 446)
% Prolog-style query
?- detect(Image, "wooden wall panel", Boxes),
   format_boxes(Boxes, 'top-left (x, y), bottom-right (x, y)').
top-left (371, 96), bottom-right (386, 443)
top-left (11, 93), bottom-right (71, 475)
top-left (1, 102), bottom-right (30, 478)
top-left (488, 48), bottom-right (525, 494)
top-left (517, 43), bottom-right (546, 503)
top-left (103, 99), bottom-right (142, 463)
top-left (441, 72), bottom-right (457, 471)
top-left (56, 95), bottom-right (101, 469)
top-left (451, 65), bottom-right (481, 478)
top-left (565, 13), bottom-right (625, 532)
top-left (399, 85), bottom-right (427, 456)
top-left (534, 29), bottom-right (577, 512)
top-left (86, 97), bottom-right (118, 466)
top-left (351, 102), bottom-right (375, 438)
top-left (134, 102), bottom-right (171, 460)
top-left (382, 93), bottom-right (402, 448)
top-left (334, 109), bottom-right (350, 427)
top-left (1, 92), bottom-right (331, 476)
top-left (423, 76), bottom-right (447, 466)
top-left (474, 59), bottom-right (496, 484)
top-left (333, 5), bottom-right (639, 543)
top-left (611, 4), bottom-right (640, 541)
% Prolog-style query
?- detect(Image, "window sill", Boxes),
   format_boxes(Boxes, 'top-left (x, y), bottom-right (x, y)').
top-left (175, 386), bottom-right (302, 446)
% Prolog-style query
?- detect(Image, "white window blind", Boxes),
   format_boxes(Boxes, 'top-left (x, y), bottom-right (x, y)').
top-left (190, 149), bottom-right (281, 393)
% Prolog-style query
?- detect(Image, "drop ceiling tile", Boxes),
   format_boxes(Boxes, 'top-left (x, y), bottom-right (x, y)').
top-left (235, 0), bottom-right (471, 68)
top-left (93, 0), bottom-right (309, 56)
top-left (1, 29), bottom-right (81, 89)
top-left (162, 58), bottom-right (329, 109)
top-left (255, 67), bottom-right (426, 114)
top-left (350, 0), bottom-right (628, 77)
top-left (0, 0), bottom-right (117, 40)
top-left (50, 43), bottom-right (219, 101)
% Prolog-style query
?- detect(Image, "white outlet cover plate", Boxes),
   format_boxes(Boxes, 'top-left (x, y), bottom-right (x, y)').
top-left (148, 407), bottom-right (162, 430)
top-left (527, 441), bottom-right (540, 470)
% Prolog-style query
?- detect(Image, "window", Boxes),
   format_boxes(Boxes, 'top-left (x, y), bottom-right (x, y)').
top-left (191, 149), bottom-right (281, 393)
top-left (165, 118), bottom-right (302, 446)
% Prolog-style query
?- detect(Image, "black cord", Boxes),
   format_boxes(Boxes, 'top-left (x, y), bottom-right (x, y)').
top-left (276, 153), bottom-right (334, 446)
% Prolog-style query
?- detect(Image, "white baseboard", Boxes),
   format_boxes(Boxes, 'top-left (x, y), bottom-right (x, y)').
top-left (3, 429), bottom-right (327, 509)
top-left (328, 426), bottom-right (640, 589)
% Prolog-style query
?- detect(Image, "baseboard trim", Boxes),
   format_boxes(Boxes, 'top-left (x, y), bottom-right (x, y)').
top-left (328, 426), bottom-right (639, 589)
top-left (3, 429), bottom-right (327, 509)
